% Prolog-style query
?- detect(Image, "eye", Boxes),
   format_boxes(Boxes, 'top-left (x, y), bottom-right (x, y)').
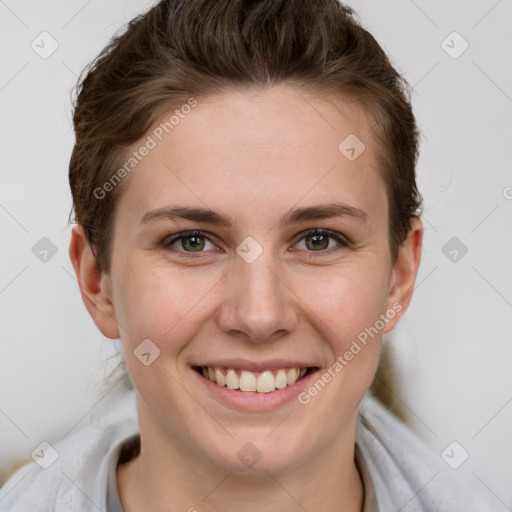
top-left (162, 231), bottom-right (218, 253)
top-left (161, 229), bottom-right (349, 256)
top-left (293, 229), bottom-right (349, 253)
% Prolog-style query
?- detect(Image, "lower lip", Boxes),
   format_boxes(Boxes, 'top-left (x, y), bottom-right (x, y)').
top-left (191, 367), bottom-right (319, 411)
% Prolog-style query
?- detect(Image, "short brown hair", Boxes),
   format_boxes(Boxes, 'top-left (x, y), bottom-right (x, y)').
top-left (69, 0), bottom-right (422, 272)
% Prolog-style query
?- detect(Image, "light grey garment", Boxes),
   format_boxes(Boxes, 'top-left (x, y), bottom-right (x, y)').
top-left (0, 393), bottom-right (495, 511)
top-left (106, 433), bottom-right (137, 512)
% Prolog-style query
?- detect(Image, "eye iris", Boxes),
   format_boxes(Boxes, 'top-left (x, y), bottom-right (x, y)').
top-left (306, 234), bottom-right (329, 250)
top-left (182, 235), bottom-right (205, 251)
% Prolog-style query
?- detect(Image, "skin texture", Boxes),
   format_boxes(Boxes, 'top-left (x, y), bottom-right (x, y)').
top-left (69, 84), bottom-right (423, 512)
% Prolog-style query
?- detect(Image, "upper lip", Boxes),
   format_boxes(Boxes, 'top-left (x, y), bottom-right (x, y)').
top-left (191, 359), bottom-right (319, 372)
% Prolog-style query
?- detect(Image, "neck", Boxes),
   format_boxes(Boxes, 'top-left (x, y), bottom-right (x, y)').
top-left (117, 407), bottom-right (364, 512)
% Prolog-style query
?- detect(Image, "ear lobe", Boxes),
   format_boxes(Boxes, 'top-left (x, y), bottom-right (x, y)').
top-left (68, 225), bottom-right (120, 339)
top-left (383, 217), bottom-right (423, 333)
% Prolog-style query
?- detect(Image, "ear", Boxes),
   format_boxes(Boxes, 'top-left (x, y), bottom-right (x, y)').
top-left (68, 225), bottom-right (120, 339)
top-left (383, 217), bottom-right (423, 333)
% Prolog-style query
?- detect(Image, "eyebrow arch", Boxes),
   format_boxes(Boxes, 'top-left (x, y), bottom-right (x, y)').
top-left (139, 206), bottom-right (232, 227)
top-left (279, 203), bottom-right (370, 227)
top-left (138, 203), bottom-right (370, 228)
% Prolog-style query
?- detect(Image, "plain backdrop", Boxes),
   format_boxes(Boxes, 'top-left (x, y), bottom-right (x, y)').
top-left (1, 0), bottom-right (511, 507)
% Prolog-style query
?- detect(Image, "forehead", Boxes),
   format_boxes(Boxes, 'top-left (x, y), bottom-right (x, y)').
top-left (115, 84), bottom-right (387, 227)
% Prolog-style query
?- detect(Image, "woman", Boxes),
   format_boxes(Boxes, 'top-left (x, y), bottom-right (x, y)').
top-left (0, 0), bottom-right (494, 510)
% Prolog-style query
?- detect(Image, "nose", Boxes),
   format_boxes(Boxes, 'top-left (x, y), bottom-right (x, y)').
top-left (217, 251), bottom-right (299, 343)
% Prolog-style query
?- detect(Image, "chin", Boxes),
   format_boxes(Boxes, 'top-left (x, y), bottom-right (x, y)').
top-left (197, 428), bottom-right (314, 475)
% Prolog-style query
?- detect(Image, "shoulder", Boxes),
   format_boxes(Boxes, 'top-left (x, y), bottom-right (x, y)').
top-left (0, 420), bottom-right (138, 512)
top-left (356, 393), bottom-right (494, 511)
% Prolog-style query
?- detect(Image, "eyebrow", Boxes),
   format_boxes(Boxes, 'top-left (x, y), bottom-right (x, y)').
top-left (138, 203), bottom-right (370, 228)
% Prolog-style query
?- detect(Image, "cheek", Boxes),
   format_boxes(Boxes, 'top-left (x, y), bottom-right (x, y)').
top-left (113, 263), bottom-right (184, 345)
top-left (294, 262), bottom-right (390, 352)
top-left (113, 258), bottom-right (222, 349)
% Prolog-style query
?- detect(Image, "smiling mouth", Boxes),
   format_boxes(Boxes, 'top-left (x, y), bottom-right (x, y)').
top-left (193, 366), bottom-right (318, 393)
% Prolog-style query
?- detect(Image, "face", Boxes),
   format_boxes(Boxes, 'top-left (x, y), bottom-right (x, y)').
top-left (83, 85), bottom-right (418, 474)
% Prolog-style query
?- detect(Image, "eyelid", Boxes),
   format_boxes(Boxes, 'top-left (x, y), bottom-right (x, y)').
top-left (161, 230), bottom-right (220, 254)
top-left (290, 228), bottom-right (350, 254)
top-left (294, 228), bottom-right (350, 245)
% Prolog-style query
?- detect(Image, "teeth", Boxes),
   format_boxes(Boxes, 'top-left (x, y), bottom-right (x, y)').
top-left (240, 371), bottom-right (257, 392)
top-left (287, 368), bottom-right (299, 385)
top-left (200, 366), bottom-right (309, 393)
top-left (256, 371), bottom-right (275, 393)
top-left (226, 369), bottom-right (239, 390)
top-left (275, 369), bottom-right (288, 389)
top-left (215, 368), bottom-right (226, 386)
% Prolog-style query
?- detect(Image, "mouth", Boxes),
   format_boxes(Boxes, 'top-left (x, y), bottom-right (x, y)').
top-left (192, 365), bottom-right (318, 393)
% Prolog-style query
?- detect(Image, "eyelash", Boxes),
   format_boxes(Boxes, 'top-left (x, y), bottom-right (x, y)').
top-left (161, 229), bottom-right (350, 257)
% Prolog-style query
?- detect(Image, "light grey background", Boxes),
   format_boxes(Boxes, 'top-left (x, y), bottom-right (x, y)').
top-left (1, 0), bottom-right (511, 507)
